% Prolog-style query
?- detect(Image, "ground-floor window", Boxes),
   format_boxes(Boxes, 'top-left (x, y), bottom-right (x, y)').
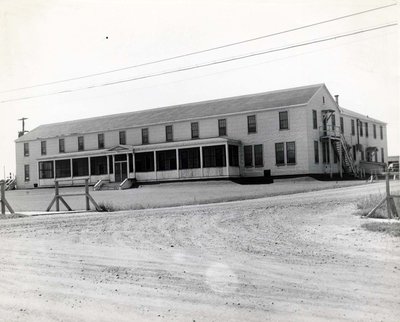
top-left (56, 159), bottom-right (71, 178)
top-left (314, 141), bottom-right (319, 163)
top-left (108, 156), bottom-right (113, 174)
top-left (322, 142), bottom-right (330, 163)
top-left (90, 156), bottom-right (107, 175)
top-left (203, 145), bottom-right (226, 167)
top-left (135, 152), bottom-right (154, 172)
top-left (39, 161), bottom-right (54, 179)
top-left (179, 148), bottom-right (200, 169)
top-left (73, 158), bottom-right (89, 177)
top-left (228, 145), bottom-right (239, 167)
top-left (24, 164), bottom-right (30, 181)
top-left (381, 148), bottom-right (384, 163)
top-left (275, 143), bottom-right (284, 165)
top-left (352, 145), bottom-right (356, 161)
top-left (244, 145), bottom-right (253, 167)
top-left (129, 154), bottom-right (133, 172)
top-left (286, 142), bottom-right (296, 164)
top-left (157, 150), bottom-right (177, 171)
top-left (254, 144), bottom-right (263, 167)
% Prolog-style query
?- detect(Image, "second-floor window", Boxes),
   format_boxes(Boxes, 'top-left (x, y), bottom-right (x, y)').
top-left (119, 131), bottom-right (126, 145)
top-left (331, 115), bottom-right (336, 129)
top-left (142, 128), bottom-right (149, 144)
top-left (98, 133), bottom-right (104, 149)
top-left (373, 124), bottom-right (377, 138)
top-left (166, 125), bottom-right (173, 142)
top-left (279, 111), bottom-right (288, 130)
top-left (247, 115), bottom-right (256, 133)
top-left (59, 138), bottom-right (65, 153)
top-left (380, 125), bottom-right (383, 140)
top-left (340, 117), bottom-right (344, 134)
top-left (78, 136), bottom-right (84, 151)
top-left (359, 121), bottom-right (363, 137)
top-left (191, 122), bottom-right (199, 139)
top-left (24, 142), bottom-right (29, 156)
top-left (218, 119), bottom-right (227, 136)
top-left (365, 122), bottom-right (368, 137)
top-left (312, 110), bottom-right (317, 129)
top-left (351, 119), bottom-right (355, 135)
top-left (41, 141), bottom-right (47, 155)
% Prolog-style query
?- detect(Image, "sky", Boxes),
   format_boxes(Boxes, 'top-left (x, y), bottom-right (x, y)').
top-left (0, 0), bottom-right (398, 178)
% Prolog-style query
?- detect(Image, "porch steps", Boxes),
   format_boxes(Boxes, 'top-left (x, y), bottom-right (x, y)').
top-left (97, 182), bottom-right (121, 191)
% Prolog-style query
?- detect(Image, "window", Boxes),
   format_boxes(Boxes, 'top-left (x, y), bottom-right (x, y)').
top-left (108, 155), bottom-right (113, 174)
top-left (24, 142), bottom-right (29, 156)
top-left (365, 122), bottom-right (368, 137)
top-left (72, 158), bottom-right (89, 177)
top-left (142, 128), bottom-right (149, 144)
top-left (340, 117), bottom-right (344, 134)
top-left (24, 164), bottom-right (30, 181)
top-left (359, 121), bottom-right (363, 137)
top-left (373, 124), bottom-right (377, 139)
top-left (279, 111), bottom-right (288, 130)
top-left (135, 152), bottom-right (154, 172)
top-left (218, 119), bottom-right (227, 136)
top-left (254, 144), bottom-right (263, 167)
top-left (323, 96), bottom-right (325, 104)
top-left (98, 133), bottom-right (104, 149)
top-left (156, 150), bottom-right (177, 171)
top-left (55, 159), bottom-right (71, 178)
top-left (312, 110), bottom-right (317, 129)
top-left (360, 149), bottom-right (364, 161)
top-left (203, 145), bottom-right (226, 167)
top-left (78, 136), bottom-right (84, 151)
top-left (228, 145), bottom-right (239, 167)
top-left (179, 148), bottom-right (200, 169)
top-left (191, 122), bottom-right (199, 139)
top-left (275, 143), bottom-right (285, 165)
top-left (286, 142), bottom-right (296, 164)
top-left (39, 161), bottom-right (53, 179)
top-left (90, 156), bottom-right (107, 175)
top-left (247, 115), bottom-right (256, 133)
top-left (59, 139), bottom-right (65, 153)
top-left (380, 126), bottom-right (383, 140)
top-left (41, 141), bottom-right (47, 156)
top-left (352, 145), bottom-right (357, 161)
top-left (331, 115), bottom-right (336, 129)
top-left (129, 154), bottom-right (133, 173)
top-left (314, 141), bottom-right (319, 163)
top-left (166, 125), bottom-right (173, 142)
top-left (381, 148), bottom-right (384, 163)
top-left (119, 131), bottom-right (126, 145)
top-left (351, 119), bottom-right (355, 136)
top-left (244, 145), bottom-right (253, 167)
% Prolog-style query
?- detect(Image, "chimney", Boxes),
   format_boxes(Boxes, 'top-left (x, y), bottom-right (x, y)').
top-left (334, 95), bottom-right (339, 106)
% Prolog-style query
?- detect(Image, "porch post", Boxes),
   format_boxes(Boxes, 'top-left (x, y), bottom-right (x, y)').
top-left (70, 159), bottom-right (73, 182)
top-left (112, 155), bottom-right (115, 182)
top-left (106, 155), bottom-right (110, 179)
top-left (225, 142), bottom-right (230, 177)
top-left (88, 157), bottom-right (91, 183)
top-left (176, 149), bottom-right (179, 179)
top-left (200, 146), bottom-right (204, 177)
top-left (132, 152), bottom-right (136, 178)
top-left (126, 153), bottom-right (130, 178)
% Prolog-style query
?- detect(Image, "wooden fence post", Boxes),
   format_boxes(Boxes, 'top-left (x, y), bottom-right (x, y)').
top-left (1, 181), bottom-right (5, 215)
top-left (85, 179), bottom-right (90, 211)
top-left (55, 181), bottom-right (60, 211)
top-left (385, 172), bottom-right (392, 219)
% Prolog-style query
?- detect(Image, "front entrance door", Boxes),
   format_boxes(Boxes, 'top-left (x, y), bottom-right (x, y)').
top-left (115, 161), bottom-right (127, 182)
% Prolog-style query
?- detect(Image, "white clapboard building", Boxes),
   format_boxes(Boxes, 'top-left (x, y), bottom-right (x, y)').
top-left (15, 84), bottom-right (388, 189)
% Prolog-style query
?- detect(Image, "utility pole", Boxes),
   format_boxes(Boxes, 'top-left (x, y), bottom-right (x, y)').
top-left (18, 117), bottom-right (28, 137)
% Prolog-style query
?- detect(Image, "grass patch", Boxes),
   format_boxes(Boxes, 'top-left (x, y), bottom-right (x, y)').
top-left (97, 201), bottom-right (146, 212)
top-left (361, 222), bottom-right (400, 237)
top-left (356, 193), bottom-right (388, 218)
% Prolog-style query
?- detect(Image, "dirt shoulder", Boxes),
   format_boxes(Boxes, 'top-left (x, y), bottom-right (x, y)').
top-left (0, 183), bottom-right (399, 321)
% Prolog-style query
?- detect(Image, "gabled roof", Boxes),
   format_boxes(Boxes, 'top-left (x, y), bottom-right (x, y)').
top-left (16, 84), bottom-right (323, 142)
top-left (339, 107), bottom-right (386, 124)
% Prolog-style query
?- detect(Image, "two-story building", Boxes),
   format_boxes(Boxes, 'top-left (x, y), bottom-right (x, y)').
top-left (15, 84), bottom-right (388, 189)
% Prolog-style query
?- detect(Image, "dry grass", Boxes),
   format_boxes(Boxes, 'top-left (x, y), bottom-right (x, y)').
top-left (356, 193), bottom-right (388, 218)
top-left (361, 222), bottom-right (400, 237)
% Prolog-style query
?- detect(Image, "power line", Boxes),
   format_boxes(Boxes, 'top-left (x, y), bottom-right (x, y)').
top-left (1, 2), bottom-right (396, 94)
top-left (1, 22), bottom-right (396, 104)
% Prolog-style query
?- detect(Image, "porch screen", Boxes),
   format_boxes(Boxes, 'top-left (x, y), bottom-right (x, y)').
top-left (39, 161), bottom-right (54, 179)
top-left (179, 148), bottom-right (200, 169)
top-left (203, 145), bottom-right (226, 167)
top-left (90, 156), bottom-right (107, 175)
top-left (55, 159), bottom-right (71, 178)
top-left (72, 158), bottom-right (89, 177)
top-left (135, 152), bottom-right (154, 172)
top-left (157, 150), bottom-right (177, 171)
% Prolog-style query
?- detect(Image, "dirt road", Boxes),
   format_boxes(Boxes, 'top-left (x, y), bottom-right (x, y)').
top-left (0, 182), bottom-right (399, 321)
